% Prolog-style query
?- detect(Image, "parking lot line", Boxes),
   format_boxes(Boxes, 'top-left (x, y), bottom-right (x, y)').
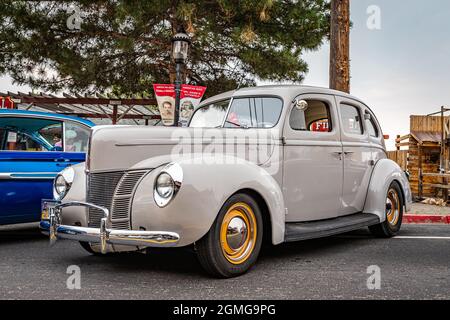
top-left (393, 236), bottom-right (450, 240)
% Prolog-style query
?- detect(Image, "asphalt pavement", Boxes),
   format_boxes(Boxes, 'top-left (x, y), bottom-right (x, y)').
top-left (0, 223), bottom-right (448, 300)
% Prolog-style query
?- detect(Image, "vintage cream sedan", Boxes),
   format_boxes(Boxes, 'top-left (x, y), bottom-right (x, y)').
top-left (41, 86), bottom-right (412, 278)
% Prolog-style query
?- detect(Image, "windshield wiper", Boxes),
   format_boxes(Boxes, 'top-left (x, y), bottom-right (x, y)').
top-left (225, 120), bottom-right (243, 128)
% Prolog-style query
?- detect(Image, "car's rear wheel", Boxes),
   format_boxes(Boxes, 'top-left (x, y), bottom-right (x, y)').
top-left (369, 181), bottom-right (403, 237)
top-left (196, 193), bottom-right (263, 278)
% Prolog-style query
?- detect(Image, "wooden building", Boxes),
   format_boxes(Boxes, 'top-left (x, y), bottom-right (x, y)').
top-left (392, 114), bottom-right (450, 200)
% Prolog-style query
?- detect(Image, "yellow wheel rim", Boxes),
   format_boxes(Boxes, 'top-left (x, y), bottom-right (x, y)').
top-left (386, 188), bottom-right (400, 226)
top-left (220, 202), bottom-right (257, 265)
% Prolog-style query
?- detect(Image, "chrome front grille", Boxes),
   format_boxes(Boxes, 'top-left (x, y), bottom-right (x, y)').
top-left (87, 170), bottom-right (149, 229)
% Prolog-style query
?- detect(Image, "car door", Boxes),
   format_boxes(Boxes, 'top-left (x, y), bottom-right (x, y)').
top-left (0, 116), bottom-right (88, 224)
top-left (282, 94), bottom-right (343, 222)
top-left (335, 97), bottom-right (375, 216)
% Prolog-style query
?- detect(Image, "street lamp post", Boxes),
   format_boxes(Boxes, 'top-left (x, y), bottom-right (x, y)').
top-left (171, 29), bottom-right (191, 127)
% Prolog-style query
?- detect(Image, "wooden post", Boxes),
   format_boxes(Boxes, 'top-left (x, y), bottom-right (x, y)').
top-left (441, 106), bottom-right (445, 171)
top-left (330, 0), bottom-right (350, 93)
top-left (418, 144), bottom-right (423, 200)
top-left (112, 105), bottom-right (118, 125)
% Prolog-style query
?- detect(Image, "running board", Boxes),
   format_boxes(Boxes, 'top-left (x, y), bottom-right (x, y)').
top-left (284, 213), bottom-right (380, 242)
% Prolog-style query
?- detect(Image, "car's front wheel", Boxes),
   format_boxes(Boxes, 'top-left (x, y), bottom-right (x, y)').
top-left (369, 181), bottom-right (404, 237)
top-left (196, 193), bottom-right (263, 278)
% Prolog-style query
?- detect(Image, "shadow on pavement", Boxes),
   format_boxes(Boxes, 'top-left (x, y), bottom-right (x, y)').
top-left (0, 223), bottom-right (46, 243)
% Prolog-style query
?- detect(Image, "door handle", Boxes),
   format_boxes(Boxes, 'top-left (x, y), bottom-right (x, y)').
top-left (332, 151), bottom-right (343, 160)
top-left (343, 151), bottom-right (354, 155)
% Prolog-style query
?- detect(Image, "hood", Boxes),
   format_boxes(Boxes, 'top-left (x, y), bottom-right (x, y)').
top-left (88, 125), bottom-right (280, 172)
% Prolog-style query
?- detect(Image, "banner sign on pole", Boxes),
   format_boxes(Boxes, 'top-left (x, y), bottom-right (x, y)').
top-left (153, 84), bottom-right (207, 126)
top-left (0, 96), bottom-right (15, 109)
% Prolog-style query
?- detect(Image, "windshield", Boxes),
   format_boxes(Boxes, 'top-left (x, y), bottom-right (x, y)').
top-left (189, 99), bottom-right (230, 128)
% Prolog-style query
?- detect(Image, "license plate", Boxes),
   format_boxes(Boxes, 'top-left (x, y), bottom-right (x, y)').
top-left (41, 200), bottom-right (59, 220)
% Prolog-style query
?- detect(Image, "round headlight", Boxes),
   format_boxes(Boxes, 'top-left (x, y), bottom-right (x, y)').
top-left (153, 163), bottom-right (183, 208)
top-left (54, 175), bottom-right (68, 195)
top-left (155, 172), bottom-right (174, 198)
top-left (53, 166), bottom-right (75, 200)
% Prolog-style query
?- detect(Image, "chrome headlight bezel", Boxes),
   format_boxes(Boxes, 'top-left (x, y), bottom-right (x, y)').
top-left (53, 166), bottom-right (75, 201)
top-left (153, 163), bottom-right (183, 208)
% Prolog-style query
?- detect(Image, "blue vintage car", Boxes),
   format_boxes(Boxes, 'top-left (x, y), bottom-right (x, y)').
top-left (0, 110), bottom-right (94, 225)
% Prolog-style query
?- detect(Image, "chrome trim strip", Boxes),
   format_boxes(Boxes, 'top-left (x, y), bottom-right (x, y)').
top-left (0, 172), bottom-right (57, 180)
top-left (41, 201), bottom-right (180, 253)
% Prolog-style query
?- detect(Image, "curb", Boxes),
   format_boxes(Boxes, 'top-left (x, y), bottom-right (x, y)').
top-left (403, 214), bottom-right (450, 224)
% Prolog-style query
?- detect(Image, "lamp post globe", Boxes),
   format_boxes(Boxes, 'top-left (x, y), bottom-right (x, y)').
top-left (172, 31), bottom-right (191, 63)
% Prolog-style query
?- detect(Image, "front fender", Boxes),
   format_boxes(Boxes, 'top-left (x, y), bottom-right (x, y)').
top-left (131, 155), bottom-right (285, 247)
top-left (363, 159), bottom-right (412, 222)
top-left (59, 162), bottom-right (88, 226)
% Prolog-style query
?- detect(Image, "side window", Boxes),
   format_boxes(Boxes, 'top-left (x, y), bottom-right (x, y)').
top-left (64, 122), bottom-right (90, 152)
top-left (0, 117), bottom-right (62, 151)
top-left (365, 112), bottom-right (379, 137)
top-left (39, 123), bottom-right (64, 151)
top-left (340, 104), bottom-right (363, 135)
top-left (1, 130), bottom-right (45, 151)
top-left (289, 99), bottom-right (332, 132)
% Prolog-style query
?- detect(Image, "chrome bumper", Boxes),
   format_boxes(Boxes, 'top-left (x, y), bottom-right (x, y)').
top-left (40, 200), bottom-right (180, 254)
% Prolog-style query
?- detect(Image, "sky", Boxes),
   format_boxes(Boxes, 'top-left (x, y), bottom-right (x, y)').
top-left (1, 0), bottom-right (450, 150)
top-left (298, 0), bottom-right (450, 149)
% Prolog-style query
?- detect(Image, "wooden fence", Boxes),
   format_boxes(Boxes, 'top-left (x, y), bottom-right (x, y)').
top-left (387, 150), bottom-right (408, 171)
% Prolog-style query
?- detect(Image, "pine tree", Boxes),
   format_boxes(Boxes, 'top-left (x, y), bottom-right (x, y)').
top-left (0, 1), bottom-right (330, 97)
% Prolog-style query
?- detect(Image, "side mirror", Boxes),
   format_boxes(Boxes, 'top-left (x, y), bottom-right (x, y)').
top-left (294, 99), bottom-right (308, 111)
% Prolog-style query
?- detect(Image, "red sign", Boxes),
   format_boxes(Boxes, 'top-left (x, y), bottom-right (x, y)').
top-left (0, 96), bottom-right (14, 109)
top-left (310, 119), bottom-right (329, 132)
top-left (153, 84), bottom-right (207, 126)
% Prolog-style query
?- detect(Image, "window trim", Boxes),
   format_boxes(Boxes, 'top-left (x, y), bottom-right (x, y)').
top-left (289, 99), bottom-right (334, 133)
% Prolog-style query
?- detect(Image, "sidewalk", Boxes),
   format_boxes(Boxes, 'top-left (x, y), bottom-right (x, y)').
top-left (404, 203), bottom-right (450, 224)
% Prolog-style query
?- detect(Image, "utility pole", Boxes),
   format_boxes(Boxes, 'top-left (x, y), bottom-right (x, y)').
top-left (329, 0), bottom-right (350, 93)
